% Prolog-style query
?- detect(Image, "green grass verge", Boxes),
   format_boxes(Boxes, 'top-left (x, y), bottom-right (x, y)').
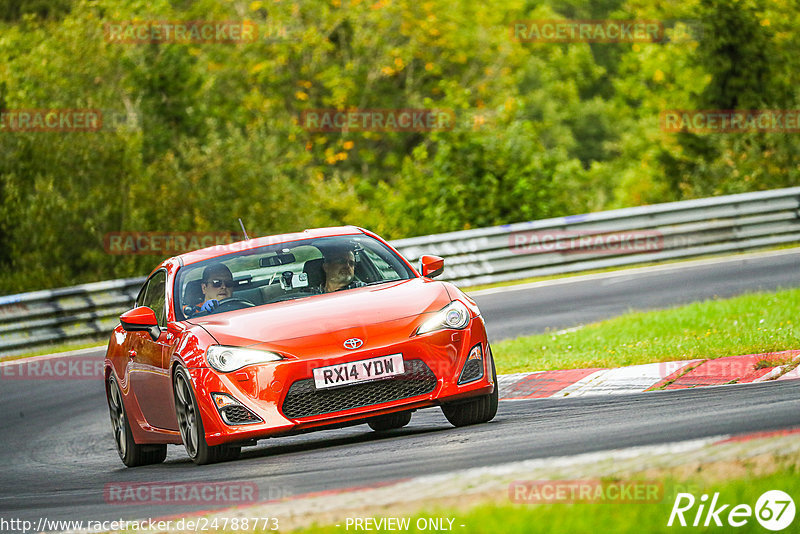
top-left (492, 288), bottom-right (799, 374)
top-left (278, 468), bottom-right (800, 533)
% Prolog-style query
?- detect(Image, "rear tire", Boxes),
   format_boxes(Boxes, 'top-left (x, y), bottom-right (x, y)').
top-left (106, 375), bottom-right (167, 467)
top-left (173, 366), bottom-right (241, 465)
top-left (441, 346), bottom-right (498, 427)
top-left (367, 411), bottom-right (412, 431)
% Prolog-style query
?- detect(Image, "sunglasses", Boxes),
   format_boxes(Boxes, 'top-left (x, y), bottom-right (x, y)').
top-left (327, 258), bottom-right (356, 267)
top-left (206, 279), bottom-right (236, 289)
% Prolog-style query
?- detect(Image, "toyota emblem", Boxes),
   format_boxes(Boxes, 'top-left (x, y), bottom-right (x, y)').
top-left (343, 338), bottom-right (363, 350)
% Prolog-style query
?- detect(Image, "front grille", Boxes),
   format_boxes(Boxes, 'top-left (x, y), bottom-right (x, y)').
top-left (458, 359), bottom-right (484, 384)
top-left (221, 405), bottom-right (262, 425)
top-left (281, 359), bottom-right (437, 419)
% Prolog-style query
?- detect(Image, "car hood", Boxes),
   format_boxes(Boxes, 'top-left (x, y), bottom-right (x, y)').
top-left (188, 278), bottom-right (453, 356)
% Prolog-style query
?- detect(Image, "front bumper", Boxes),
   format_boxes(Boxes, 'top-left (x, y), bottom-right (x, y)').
top-left (188, 316), bottom-right (494, 446)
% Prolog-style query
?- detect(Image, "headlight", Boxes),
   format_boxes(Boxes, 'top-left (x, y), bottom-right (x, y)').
top-left (415, 300), bottom-right (471, 335)
top-left (206, 345), bottom-right (282, 373)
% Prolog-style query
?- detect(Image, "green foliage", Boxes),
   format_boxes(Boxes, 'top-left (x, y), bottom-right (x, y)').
top-left (1, 0), bottom-right (798, 294)
top-left (0, 0), bottom-right (71, 22)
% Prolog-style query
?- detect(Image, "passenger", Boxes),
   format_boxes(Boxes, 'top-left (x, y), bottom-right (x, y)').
top-left (195, 264), bottom-right (235, 314)
top-left (315, 245), bottom-right (365, 293)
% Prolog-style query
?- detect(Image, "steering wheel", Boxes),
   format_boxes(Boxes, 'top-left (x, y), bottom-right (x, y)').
top-left (213, 297), bottom-right (255, 312)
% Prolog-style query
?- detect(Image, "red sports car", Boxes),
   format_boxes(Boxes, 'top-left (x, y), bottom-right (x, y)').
top-left (105, 226), bottom-right (497, 466)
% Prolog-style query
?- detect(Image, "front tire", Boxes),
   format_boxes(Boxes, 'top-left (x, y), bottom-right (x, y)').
top-left (367, 411), bottom-right (412, 431)
top-left (106, 375), bottom-right (167, 467)
top-left (441, 346), bottom-right (499, 427)
top-left (173, 366), bottom-right (241, 465)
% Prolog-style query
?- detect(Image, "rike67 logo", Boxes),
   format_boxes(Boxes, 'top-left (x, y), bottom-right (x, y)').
top-left (668, 490), bottom-right (795, 531)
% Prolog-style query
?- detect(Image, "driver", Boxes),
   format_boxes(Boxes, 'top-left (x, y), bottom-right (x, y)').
top-left (315, 244), bottom-right (366, 293)
top-left (195, 264), bottom-right (235, 314)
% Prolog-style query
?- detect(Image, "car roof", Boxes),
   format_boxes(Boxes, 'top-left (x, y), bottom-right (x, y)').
top-left (173, 226), bottom-right (365, 267)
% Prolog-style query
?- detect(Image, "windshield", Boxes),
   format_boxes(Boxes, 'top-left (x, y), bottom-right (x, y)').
top-left (174, 234), bottom-right (416, 320)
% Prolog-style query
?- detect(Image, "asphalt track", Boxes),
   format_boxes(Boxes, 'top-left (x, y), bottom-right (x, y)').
top-left (1, 250), bottom-right (798, 526)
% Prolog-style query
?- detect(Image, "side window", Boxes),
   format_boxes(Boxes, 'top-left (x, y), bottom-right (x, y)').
top-left (142, 270), bottom-right (167, 328)
top-left (135, 279), bottom-right (148, 308)
top-left (362, 248), bottom-right (402, 280)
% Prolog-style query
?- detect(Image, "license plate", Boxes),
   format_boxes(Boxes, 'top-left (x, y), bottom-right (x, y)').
top-left (313, 354), bottom-right (405, 389)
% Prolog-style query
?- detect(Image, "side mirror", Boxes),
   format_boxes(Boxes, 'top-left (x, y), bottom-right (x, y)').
top-left (419, 255), bottom-right (445, 279)
top-left (120, 306), bottom-right (161, 341)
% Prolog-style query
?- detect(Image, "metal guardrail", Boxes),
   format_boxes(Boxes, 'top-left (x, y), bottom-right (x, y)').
top-left (392, 186), bottom-right (800, 286)
top-left (1, 187), bottom-right (799, 355)
top-left (0, 278), bottom-right (145, 356)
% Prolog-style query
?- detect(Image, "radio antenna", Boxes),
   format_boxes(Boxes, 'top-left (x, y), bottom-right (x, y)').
top-left (238, 218), bottom-right (250, 240)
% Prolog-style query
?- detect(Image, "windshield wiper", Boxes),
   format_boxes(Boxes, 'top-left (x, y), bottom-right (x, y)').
top-left (364, 280), bottom-right (398, 287)
top-left (267, 293), bottom-right (311, 304)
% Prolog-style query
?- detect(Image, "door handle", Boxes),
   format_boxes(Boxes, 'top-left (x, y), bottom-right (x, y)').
top-left (128, 350), bottom-right (137, 359)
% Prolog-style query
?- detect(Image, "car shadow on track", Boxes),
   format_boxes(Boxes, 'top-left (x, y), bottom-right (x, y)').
top-left (159, 422), bottom-right (456, 467)
top-left (158, 412), bottom-right (508, 468)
